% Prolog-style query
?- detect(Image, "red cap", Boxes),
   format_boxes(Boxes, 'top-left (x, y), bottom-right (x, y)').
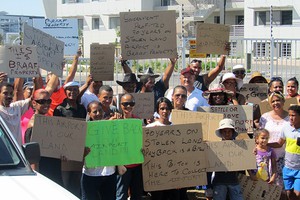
top-left (181, 67), bottom-right (193, 75)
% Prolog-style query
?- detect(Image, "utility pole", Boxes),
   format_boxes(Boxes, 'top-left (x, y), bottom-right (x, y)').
top-left (270, 5), bottom-right (274, 77)
top-left (181, 4), bottom-right (186, 69)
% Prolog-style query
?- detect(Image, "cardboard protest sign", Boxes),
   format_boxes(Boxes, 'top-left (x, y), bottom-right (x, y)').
top-left (23, 23), bottom-right (64, 77)
top-left (205, 139), bottom-right (256, 172)
top-left (33, 18), bottom-right (79, 55)
top-left (0, 45), bottom-right (39, 78)
top-left (238, 174), bottom-right (282, 200)
top-left (120, 10), bottom-right (177, 60)
top-left (171, 110), bottom-right (223, 141)
top-left (90, 43), bottom-right (115, 81)
top-left (31, 115), bottom-right (87, 162)
top-left (260, 97), bottom-right (298, 115)
top-left (85, 119), bottom-right (143, 167)
top-left (196, 23), bottom-right (230, 55)
top-left (198, 105), bottom-right (253, 133)
top-left (143, 123), bottom-right (207, 191)
top-left (240, 83), bottom-right (268, 105)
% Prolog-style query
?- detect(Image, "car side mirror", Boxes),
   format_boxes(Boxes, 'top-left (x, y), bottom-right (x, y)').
top-left (22, 142), bottom-right (41, 164)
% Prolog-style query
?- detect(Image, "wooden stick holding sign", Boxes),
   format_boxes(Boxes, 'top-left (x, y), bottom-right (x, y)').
top-left (0, 45), bottom-right (39, 78)
top-left (120, 10), bottom-right (177, 60)
top-left (196, 23), bottom-right (230, 55)
top-left (142, 123), bottom-right (207, 191)
top-left (90, 43), bottom-right (115, 81)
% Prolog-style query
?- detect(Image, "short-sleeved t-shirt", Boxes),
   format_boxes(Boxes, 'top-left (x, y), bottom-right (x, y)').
top-left (194, 74), bottom-right (209, 91)
top-left (280, 123), bottom-right (300, 170)
top-left (48, 87), bottom-right (67, 116)
top-left (254, 148), bottom-right (276, 181)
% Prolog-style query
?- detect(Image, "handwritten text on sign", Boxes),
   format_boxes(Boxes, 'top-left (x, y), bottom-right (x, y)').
top-left (142, 123), bottom-right (207, 191)
top-left (238, 174), bottom-right (281, 200)
top-left (198, 105), bottom-right (253, 133)
top-left (85, 119), bottom-right (144, 167)
top-left (31, 115), bottom-right (87, 162)
top-left (205, 139), bottom-right (256, 172)
top-left (33, 18), bottom-right (79, 56)
top-left (240, 83), bottom-right (268, 105)
top-left (196, 23), bottom-right (230, 55)
top-left (120, 10), bottom-right (177, 60)
top-left (90, 43), bottom-right (115, 81)
top-left (23, 23), bottom-right (64, 77)
top-left (0, 45), bottom-right (39, 78)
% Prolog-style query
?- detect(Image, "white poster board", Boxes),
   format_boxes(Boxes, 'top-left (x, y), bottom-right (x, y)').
top-left (23, 23), bottom-right (64, 77)
top-left (0, 45), bottom-right (39, 78)
top-left (33, 18), bottom-right (79, 56)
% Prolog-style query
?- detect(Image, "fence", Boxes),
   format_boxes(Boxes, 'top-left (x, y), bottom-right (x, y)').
top-left (63, 38), bottom-right (300, 95)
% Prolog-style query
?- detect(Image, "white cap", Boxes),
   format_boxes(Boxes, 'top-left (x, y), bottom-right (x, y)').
top-left (215, 118), bottom-right (238, 138)
top-left (63, 81), bottom-right (80, 89)
top-left (221, 72), bottom-right (243, 90)
top-left (232, 64), bottom-right (245, 72)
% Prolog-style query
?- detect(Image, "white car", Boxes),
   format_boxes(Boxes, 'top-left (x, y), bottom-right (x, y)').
top-left (0, 116), bottom-right (79, 200)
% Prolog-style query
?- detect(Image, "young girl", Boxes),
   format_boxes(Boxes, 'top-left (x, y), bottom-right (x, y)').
top-left (249, 128), bottom-right (277, 183)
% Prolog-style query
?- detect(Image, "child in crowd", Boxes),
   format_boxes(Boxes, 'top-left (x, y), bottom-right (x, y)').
top-left (212, 118), bottom-right (243, 200)
top-left (249, 128), bottom-right (277, 183)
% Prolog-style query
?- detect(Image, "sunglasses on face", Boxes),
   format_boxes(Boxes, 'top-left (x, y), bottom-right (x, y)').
top-left (121, 102), bottom-right (135, 107)
top-left (174, 94), bottom-right (187, 98)
top-left (34, 99), bottom-right (52, 105)
top-left (191, 59), bottom-right (202, 64)
top-left (233, 70), bottom-right (245, 75)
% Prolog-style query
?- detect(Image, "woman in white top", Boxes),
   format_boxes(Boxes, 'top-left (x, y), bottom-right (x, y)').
top-left (81, 101), bottom-right (116, 200)
top-left (259, 91), bottom-right (289, 189)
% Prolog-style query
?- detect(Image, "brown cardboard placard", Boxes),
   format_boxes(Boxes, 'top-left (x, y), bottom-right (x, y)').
top-left (120, 10), bottom-right (177, 60)
top-left (240, 83), bottom-right (268, 105)
top-left (196, 23), bottom-right (230, 55)
top-left (31, 115), bottom-right (87, 162)
top-left (90, 43), bottom-right (115, 81)
top-left (205, 139), bottom-right (256, 172)
top-left (238, 174), bottom-right (282, 200)
top-left (23, 23), bottom-right (64, 77)
top-left (198, 105), bottom-right (254, 134)
top-left (142, 123), bottom-right (207, 191)
top-left (0, 45), bottom-right (39, 78)
top-left (171, 110), bottom-right (223, 142)
top-left (131, 93), bottom-right (154, 119)
top-left (259, 97), bottom-right (298, 115)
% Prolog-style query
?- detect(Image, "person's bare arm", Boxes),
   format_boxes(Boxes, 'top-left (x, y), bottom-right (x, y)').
top-left (162, 57), bottom-right (177, 89)
top-left (268, 138), bottom-right (285, 148)
top-left (78, 74), bottom-right (92, 101)
top-left (205, 55), bottom-right (226, 85)
top-left (45, 73), bottom-right (59, 96)
top-left (13, 78), bottom-right (24, 101)
top-left (64, 48), bottom-right (82, 84)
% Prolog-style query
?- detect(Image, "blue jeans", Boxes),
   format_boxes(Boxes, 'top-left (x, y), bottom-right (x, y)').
top-left (213, 184), bottom-right (243, 200)
top-left (81, 173), bottom-right (116, 200)
top-left (116, 165), bottom-right (143, 200)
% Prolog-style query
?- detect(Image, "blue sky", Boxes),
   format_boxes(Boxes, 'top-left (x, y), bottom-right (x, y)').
top-left (1, 0), bottom-right (45, 16)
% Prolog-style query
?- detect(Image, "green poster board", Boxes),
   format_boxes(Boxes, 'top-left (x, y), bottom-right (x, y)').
top-left (85, 119), bottom-right (144, 167)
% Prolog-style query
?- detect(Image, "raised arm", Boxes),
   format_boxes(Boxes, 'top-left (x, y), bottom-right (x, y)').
top-left (45, 73), bottom-right (59, 96)
top-left (13, 78), bottom-right (25, 101)
top-left (120, 56), bottom-right (132, 74)
top-left (205, 55), bottom-right (226, 85)
top-left (162, 57), bottom-right (177, 89)
top-left (64, 48), bottom-right (82, 84)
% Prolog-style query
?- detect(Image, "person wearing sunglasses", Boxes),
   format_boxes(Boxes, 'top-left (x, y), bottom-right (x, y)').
top-left (190, 55), bottom-right (226, 92)
top-left (286, 77), bottom-right (300, 103)
top-left (116, 93), bottom-right (144, 200)
top-left (221, 72), bottom-right (246, 105)
top-left (171, 85), bottom-right (189, 111)
top-left (259, 91), bottom-right (289, 197)
top-left (24, 89), bottom-right (63, 186)
top-left (232, 64), bottom-right (246, 80)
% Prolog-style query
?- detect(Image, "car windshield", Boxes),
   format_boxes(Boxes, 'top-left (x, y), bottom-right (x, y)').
top-left (0, 130), bottom-right (21, 166)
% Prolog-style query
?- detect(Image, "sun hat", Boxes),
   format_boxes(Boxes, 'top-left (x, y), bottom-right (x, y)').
top-left (202, 83), bottom-right (234, 98)
top-left (23, 81), bottom-right (34, 90)
top-left (215, 118), bottom-right (238, 138)
top-left (137, 68), bottom-right (160, 79)
top-left (249, 71), bottom-right (268, 83)
top-left (221, 72), bottom-right (243, 90)
top-left (116, 73), bottom-right (137, 86)
top-left (180, 67), bottom-right (193, 75)
top-left (63, 81), bottom-right (80, 89)
top-left (232, 64), bottom-right (245, 72)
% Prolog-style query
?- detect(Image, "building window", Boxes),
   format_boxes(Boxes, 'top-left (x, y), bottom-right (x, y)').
top-left (78, 19), bottom-right (84, 30)
top-left (235, 15), bottom-right (244, 25)
top-left (280, 43), bottom-right (291, 57)
top-left (92, 18), bottom-right (104, 30)
top-left (254, 42), bottom-right (266, 57)
top-left (109, 17), bottom-right (120, 29)
top-left (214, 16), bottom-right (220, 24)
top-left (230, 42), bottom-right (237, 56)
top-left (255, 10), bottom-right (292, 26)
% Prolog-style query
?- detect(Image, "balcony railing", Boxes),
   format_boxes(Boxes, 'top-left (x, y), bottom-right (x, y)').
top-left (230, 25), bottom-right (244, 37)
